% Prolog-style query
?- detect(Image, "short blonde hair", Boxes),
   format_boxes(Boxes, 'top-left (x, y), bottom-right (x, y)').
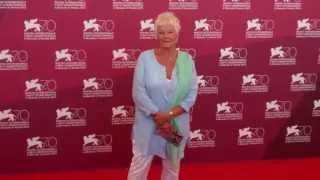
top-left (155, 12), bottom-right (181, 33)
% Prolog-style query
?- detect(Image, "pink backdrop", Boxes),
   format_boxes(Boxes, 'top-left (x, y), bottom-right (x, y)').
top-left (0, 0), bottom-right (319, 173)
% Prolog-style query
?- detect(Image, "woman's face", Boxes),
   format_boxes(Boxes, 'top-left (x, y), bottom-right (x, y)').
top-left (156, 24), bottom-right (178, 49)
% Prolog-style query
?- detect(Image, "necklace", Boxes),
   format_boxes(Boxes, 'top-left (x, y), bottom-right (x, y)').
top-left (156, 48), bottom-right (177, 66)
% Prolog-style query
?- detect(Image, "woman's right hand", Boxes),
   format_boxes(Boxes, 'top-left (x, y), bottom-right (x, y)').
top-left (159, 122), bottom-right (172, 134)
top-left (153, 112), bottom-right (171, 126)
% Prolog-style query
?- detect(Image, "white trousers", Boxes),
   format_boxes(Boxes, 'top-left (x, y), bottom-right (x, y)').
top-left (127, 141), bottom-right (180, 180)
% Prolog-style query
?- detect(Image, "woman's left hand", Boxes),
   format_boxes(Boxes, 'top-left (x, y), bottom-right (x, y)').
top-left (153, 112), bottom-right (171, 126)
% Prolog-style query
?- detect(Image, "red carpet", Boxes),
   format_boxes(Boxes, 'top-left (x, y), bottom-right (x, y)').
top-left (1, 158), bottom-right (318, 180)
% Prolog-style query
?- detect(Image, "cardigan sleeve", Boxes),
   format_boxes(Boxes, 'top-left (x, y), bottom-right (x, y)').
top-left (132, 52), bottom-right (160, 116)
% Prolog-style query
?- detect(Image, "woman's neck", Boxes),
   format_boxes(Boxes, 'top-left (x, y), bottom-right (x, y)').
top-left (157, 46), bottom-right (177, 55)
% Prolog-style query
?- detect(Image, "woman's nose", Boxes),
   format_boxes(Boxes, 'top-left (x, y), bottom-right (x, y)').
top-left (162, 33), bottom-right (170, 38)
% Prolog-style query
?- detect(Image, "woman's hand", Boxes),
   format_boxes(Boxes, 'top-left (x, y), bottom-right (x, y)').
top-left (159, 122), bottom-right (172, 134)
top-left (153, 112), bottom-right (171, 126)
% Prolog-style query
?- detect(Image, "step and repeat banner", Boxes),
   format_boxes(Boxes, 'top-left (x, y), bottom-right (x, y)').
top-left (0, 0), bottom-right (319, 173)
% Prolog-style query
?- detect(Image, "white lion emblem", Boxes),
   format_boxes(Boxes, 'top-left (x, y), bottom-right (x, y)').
top-left (56, 107), bottom-right (72, 120)
top-left (266, 100), bottom-right (280, 112)
top-left (112, 106), bottom-right (128, 117)
top-left (194, 19), bottom-right (210, 31)
top-left (24, 19), bottom-right (41, 32)
top-left (270, 46), bottom-right (285, 58)
top-left (313, 100), bottom-right (320, 110)
top-left (197, 75), bottom-right (208, 87)
top-left (83, 19), bottom-right (101, 32)
top-left (239, 127), bottom-right (252, 138)
top-left (25, 79), bottom-right (42, 92)
top-left (0, 109), bottom-right (16, 122)
top-left (83, 78), bottom-right (99, 90)
top-left (83, 134), bottom-right (99, 146)
top-left (55, 49), bottom-right (72, 62)
top-left (247, 19), bottom-right (262, 31)
top-left (0, 49), bottom-right (13, 62)
top-left (297, 18), bottom-right (312, 31)
top-left (286, 125), bottom-right (300, 136)
top-left (220, 47), bottom-right (235, 59)
top-left (189, 129), bottom-right (204, 141)
top-left (291, 73), bottom-right (305, 84)
top-left (217, 102), bottom-right (232, 113)
top-left (242, 74), bottom-right (256, 85)
top-left (27, 137), bottom-right (43, 149)
top-left (112, 48), bottom-right (129, 61)
top-left (140, 19), bottom-right (155, 32)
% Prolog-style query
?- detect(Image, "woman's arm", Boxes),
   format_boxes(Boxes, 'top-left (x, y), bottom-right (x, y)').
top-left (154, 55), bottom-right (198, 123)
top-left (132, 52), bottom-right (159, 116)
top-left (176, 55), bottom-right (198, 114)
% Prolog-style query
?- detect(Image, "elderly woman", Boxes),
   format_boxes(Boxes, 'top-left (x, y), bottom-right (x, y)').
top-left (128, 12), bottom-right (198, 180)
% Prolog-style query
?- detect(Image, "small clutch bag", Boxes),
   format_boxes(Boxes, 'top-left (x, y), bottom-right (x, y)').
top-left (156, 123), bottom-right (183, 146)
